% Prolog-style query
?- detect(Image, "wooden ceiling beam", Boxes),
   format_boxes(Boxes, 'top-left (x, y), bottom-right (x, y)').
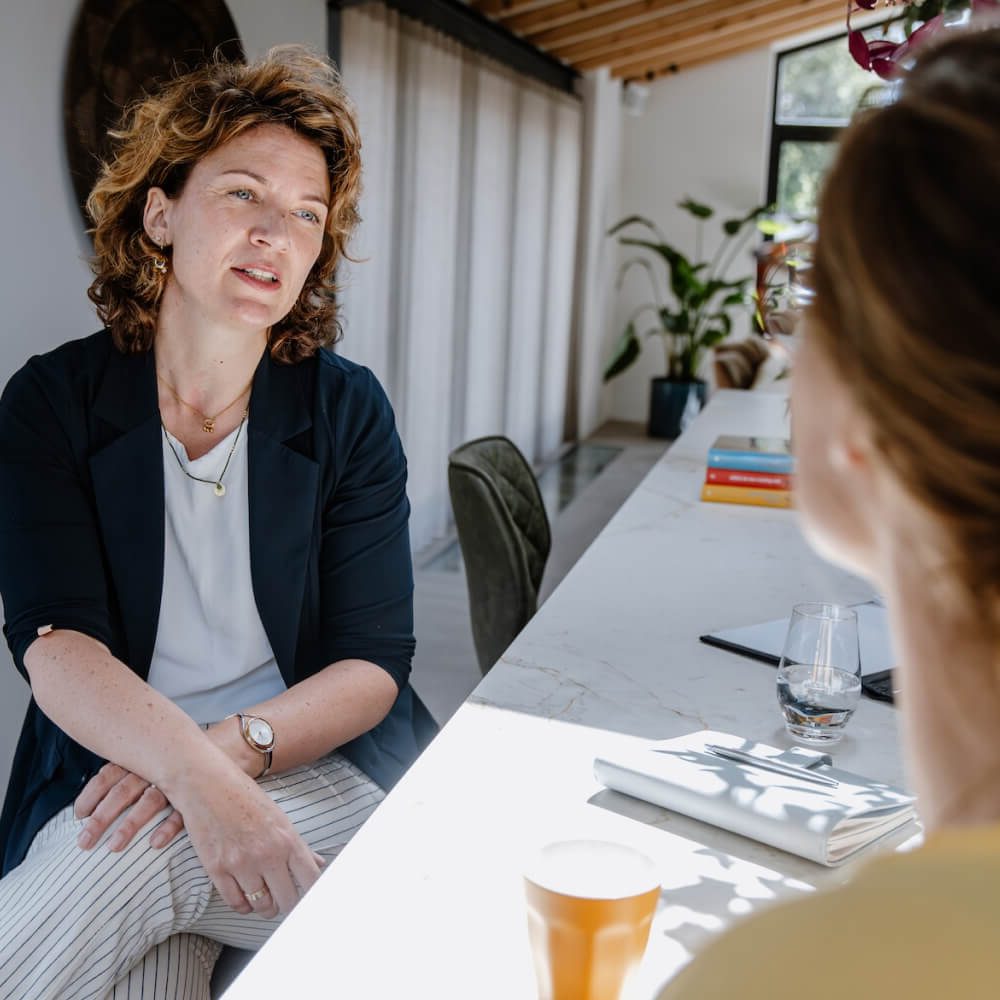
top-left (609, 1), bottom-right (846, 78)
top-left (502, 0), bottom-right (643, 35)
top-left (472, 0), bottom-right (566, 18)
top-left (573, 0), bottom-right (844, 72)
top-left (548, 0), bottom-right (814, 63)
top-left (525, 0), bottom-right (800, 52)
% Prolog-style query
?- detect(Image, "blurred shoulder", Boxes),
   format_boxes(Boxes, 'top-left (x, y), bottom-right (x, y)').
top-left (657, 828), bottom-right (1000, 1000)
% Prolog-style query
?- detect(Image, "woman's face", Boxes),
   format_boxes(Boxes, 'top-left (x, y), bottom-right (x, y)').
top-left (146, 124), bottom-right (330, 335)
top-left (790, 320), bottom-right (880, 581)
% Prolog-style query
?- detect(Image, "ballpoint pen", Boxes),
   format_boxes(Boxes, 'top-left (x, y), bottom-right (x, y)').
top-left (699, 743), bottom-right (840, 788)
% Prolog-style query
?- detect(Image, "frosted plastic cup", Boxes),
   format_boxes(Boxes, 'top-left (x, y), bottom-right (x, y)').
top-left (524, 840), bottom-right (661, 1000)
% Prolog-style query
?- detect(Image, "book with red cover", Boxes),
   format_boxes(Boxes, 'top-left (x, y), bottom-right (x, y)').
top-left (705, 468), bottom-right (791, 490)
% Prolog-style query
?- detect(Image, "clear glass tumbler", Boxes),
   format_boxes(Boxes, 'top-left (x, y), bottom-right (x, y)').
top-left (776, 602), bottom-right (861, 744)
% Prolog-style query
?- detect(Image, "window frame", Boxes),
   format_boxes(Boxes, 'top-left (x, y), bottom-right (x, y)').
top-left (766, 20), bottom-right (896, 216)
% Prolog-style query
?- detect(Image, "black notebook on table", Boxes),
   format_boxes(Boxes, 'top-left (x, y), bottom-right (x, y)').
top-left (700, 600), bottom-right (897, 704)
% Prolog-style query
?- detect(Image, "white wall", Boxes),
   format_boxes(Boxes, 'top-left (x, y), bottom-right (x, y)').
top-left (607, 46), bottom-right (775, 423)
top-left (229, 0), bottom-right (325, 57)
top-left (0, 0), bottom-right (325, 814)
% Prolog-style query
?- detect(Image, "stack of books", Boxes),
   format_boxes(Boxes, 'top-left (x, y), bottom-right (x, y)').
top-left (701, 435), bottom-right (793, 508)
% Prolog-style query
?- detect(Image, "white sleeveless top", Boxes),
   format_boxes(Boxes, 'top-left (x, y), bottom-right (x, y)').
top-left (146, 420), bottom-right (287, 724)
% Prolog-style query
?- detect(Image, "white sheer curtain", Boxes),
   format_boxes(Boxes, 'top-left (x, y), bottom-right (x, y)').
top-left (338, 5), bottom-right (583, 553)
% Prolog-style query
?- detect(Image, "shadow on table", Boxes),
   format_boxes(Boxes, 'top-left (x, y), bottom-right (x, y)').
top-left (586, 785), bottom-right (817, 954)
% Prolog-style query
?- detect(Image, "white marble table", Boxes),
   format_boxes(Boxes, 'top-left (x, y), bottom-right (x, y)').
top-left (226, 390), bottom-right (907, 999)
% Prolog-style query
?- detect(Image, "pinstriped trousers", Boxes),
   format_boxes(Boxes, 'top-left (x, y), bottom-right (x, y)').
top-left (0, 753), bottom-right (384, 1000)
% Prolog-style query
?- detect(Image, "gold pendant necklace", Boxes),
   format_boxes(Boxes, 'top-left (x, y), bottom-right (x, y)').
top-left (157, 373), bottom-right (254, 433)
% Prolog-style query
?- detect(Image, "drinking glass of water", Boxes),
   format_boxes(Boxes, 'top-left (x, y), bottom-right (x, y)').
top-left (776, 603), bottom-right (861, 744)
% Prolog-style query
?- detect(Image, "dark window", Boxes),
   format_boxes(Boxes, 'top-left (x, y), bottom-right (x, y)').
top-left (767, 21), bottom-right (903, 219)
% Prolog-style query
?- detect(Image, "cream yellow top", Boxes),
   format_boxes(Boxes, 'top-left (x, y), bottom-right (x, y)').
top-left (656, 823), bottom-right (1000, 999)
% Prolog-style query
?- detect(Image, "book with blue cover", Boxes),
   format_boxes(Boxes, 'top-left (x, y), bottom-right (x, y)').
top-left (707, 435), bottom-right (794, 474)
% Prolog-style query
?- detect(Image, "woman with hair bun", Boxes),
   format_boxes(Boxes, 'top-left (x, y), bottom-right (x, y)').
top-left (0, 45), bottom-right (434, 998)
top-left (657, 27), bottom-right (1000, 999)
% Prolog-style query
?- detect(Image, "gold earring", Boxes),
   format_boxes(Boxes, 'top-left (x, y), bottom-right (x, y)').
top-left (151, 237), bottom-right (168, 275)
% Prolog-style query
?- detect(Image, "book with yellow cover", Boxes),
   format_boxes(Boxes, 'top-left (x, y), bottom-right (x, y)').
top-left (700, 483), bottom-right (792, 508)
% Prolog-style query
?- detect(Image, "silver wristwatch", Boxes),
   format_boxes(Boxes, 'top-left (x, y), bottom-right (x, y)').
top-left (229, 713), bottom-right (275, 777)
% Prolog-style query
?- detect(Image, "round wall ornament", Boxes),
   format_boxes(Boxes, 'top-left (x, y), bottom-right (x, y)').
top-left (64, 0), bottom-right (243, 229)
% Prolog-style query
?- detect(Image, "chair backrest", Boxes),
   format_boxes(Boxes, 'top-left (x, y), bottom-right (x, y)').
top-left (448, 436), bottom-right (552, 675)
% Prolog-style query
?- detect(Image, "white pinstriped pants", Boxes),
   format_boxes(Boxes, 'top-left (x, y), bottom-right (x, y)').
top-left (0, 754), bottom-right (384, 999)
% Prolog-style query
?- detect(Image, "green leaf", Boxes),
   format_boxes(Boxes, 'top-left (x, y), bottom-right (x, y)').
top-left (673, 260), bottom-right (703, 303)
top-left (607, 214), bottom-right (659, 238)
top-left (619, 237), bottom-right (696, 303)
top-left (722, 290), bottom-right (746, 307)
top-left (678, 197), bottom-right (713, 220)
top-left (661, 308), bottom-right (691, 334)
top-left (688, 277), bottom-right (731, 309)
top-left (603, 323), bottom-right (641, 381)
top-left (723, 203), bottom-right (771, 235)
top-left (700, 328), bottom-right (729, 348)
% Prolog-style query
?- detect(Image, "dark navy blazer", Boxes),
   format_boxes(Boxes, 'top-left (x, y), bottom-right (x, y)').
top-left (0, 331), bottom-right (436, 875)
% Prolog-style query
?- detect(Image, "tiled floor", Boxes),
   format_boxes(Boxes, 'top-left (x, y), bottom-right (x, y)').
top-left (410, 423), bottom-right (669, 726)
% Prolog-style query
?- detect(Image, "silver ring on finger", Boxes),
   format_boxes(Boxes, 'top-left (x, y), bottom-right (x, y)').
top-left (244, 886), bottom-right (270, 905)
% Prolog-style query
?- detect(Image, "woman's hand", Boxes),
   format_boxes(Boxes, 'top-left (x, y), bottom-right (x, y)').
top-left (171, 761), bottom-right (324, 917)
top-left (75, 718), bottom-right (261, 854)
top-left (74, 763), bottom-right (185, 851)
top-left (76, 757), bottom-right (324, 916)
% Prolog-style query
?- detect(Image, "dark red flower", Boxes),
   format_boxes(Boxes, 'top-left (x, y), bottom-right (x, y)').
top-left (846, 1), bottom-right (1000, 76)
top-left (848, 29), bottom-right (873, 69)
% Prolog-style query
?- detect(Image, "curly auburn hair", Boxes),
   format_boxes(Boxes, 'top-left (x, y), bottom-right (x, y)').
top-left (810, 28), bottom-right (1000, 628)
top-left (86, 45), bottom-right (361, 363)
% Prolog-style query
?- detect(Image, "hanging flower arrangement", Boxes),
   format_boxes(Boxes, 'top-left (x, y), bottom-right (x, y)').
top-left (848, 0), bottom-right (1000, 78)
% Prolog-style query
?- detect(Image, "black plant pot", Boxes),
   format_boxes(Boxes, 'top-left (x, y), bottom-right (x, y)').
top-left (648, 378), bottom-right (707, 439)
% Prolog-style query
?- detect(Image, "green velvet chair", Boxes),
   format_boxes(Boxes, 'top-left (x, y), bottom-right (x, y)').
top-left (448, 436), bottom-right (551, 675)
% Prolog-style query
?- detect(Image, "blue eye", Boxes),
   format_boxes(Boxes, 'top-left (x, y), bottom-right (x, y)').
top-left (295, 209), bottom-right (321, 224)
top-left (231, 188), bottom-right (254, 201)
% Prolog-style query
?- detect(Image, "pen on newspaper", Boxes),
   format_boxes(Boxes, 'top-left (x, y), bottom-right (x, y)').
top-left (700, 743), bottom-right (840, 788)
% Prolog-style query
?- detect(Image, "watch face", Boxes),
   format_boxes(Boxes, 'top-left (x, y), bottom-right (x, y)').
top-left (247, 717), bottom-right (274, 748)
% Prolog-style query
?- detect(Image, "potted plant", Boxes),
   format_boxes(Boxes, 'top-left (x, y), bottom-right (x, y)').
top-left (603, 197), bottom-right (767, 438)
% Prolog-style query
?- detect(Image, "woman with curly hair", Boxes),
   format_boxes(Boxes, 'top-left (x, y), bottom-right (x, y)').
top-left (657, 27), bottom-right (1000, 999)
top-left (0, 45), bottom-right (435, 998)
